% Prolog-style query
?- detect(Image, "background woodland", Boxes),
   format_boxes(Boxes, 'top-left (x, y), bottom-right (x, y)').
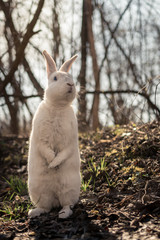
top-left (0, 0), bottom-right (160, 134)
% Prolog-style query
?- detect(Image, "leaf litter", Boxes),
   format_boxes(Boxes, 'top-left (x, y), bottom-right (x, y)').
top-left (0, 120), bottom-right (160, 239)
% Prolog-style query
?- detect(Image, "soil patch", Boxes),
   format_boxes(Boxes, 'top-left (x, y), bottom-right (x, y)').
top-left (0, 121), bottom-right (160, 239)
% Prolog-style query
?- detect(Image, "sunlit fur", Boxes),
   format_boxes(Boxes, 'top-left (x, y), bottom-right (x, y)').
top-left (28, 51), bottom-right (80, 219)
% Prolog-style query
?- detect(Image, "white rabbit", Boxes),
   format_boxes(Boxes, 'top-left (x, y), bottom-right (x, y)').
top-left (28, 50), bottom-right (81, 219)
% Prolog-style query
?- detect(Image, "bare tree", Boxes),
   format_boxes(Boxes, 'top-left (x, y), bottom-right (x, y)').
top-left (77, 0), bottom-right (160, 128)
top-left (0, 0), bottom-right (45, 134)
top-left (78, 0), bottom-right (87, 131)
top-left (85, 0), bottom-right (100, 130)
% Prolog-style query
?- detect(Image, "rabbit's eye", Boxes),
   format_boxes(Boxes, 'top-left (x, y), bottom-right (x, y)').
top-left (54, 76), bottom-right (57, 81)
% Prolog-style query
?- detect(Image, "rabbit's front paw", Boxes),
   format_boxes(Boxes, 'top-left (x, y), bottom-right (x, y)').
top-left (48, 157), bottom-right (59, 169)
top-left (46, 151), bottom-right (56, 165)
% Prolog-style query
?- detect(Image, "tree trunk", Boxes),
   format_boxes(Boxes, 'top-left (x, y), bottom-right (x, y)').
top-left (78, 0), bottom-right (87, 131)
top-left (86, 0), bottom-right (100, 130)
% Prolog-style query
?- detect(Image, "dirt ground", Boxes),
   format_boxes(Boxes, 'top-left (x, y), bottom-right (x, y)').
top-left (0, 121), bottom-right (160, 239)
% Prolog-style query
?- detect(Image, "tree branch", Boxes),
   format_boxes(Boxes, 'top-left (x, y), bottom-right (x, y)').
top-left (2, 88), bottom-right (160, 118)
top-left (98, 0), bottom-right (133, 75)
top-left (85, 89), bottom-right (160, 118)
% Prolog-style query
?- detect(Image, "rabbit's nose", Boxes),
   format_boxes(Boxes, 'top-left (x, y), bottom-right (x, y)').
top-left (67, 83), bottom-right (74, 87)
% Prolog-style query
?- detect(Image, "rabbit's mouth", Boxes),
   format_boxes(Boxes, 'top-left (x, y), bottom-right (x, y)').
top-left (67, 87), bottom-right (73, 93)
top-left (67, 83), bottom-right (74, 94)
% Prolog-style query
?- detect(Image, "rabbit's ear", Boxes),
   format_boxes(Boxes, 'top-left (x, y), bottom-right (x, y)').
top-left (43, 50), bottom-right (57, 77)
top-left (59, 55), bottom-right (78, 73)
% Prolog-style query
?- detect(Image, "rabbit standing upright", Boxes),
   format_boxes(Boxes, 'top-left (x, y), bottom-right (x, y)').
top-left (28, 51), bottom-right (81, 219)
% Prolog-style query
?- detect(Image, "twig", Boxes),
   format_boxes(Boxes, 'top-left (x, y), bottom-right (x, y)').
top-left (142, 180), bottom-right (149, 204)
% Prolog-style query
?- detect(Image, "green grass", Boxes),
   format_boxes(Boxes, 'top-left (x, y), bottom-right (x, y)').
top-left (0, 200), bottom-right (31, 220)
top-left (0, 176), bottom-right (31, 220)
top-left (4, 176), bottom-right (28, 196)
top-left (81, 157), bottom-right (112, 191)
top-left (81, 176), bottom-right (92, 192)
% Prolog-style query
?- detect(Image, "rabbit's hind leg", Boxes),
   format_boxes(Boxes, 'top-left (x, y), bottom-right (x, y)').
top-left (28, 207), bottom-right (49, 218)
top-left (58, 205), bottom-right (73, 219)
top-left (58, 189), bottom-right (79, 218)
top-left (28, 191), bottom-right (59, 218)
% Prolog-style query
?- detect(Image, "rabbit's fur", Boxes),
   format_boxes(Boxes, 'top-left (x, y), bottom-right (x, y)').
top-left (28, 51), bottom-right (81, 219)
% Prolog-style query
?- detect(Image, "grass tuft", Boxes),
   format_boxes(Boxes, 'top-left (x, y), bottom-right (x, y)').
top-left (0, 176), bottom-right (31, 220)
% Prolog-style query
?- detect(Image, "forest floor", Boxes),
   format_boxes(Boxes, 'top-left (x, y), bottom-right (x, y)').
top-left (0, 121), bottom-right (160, 240)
